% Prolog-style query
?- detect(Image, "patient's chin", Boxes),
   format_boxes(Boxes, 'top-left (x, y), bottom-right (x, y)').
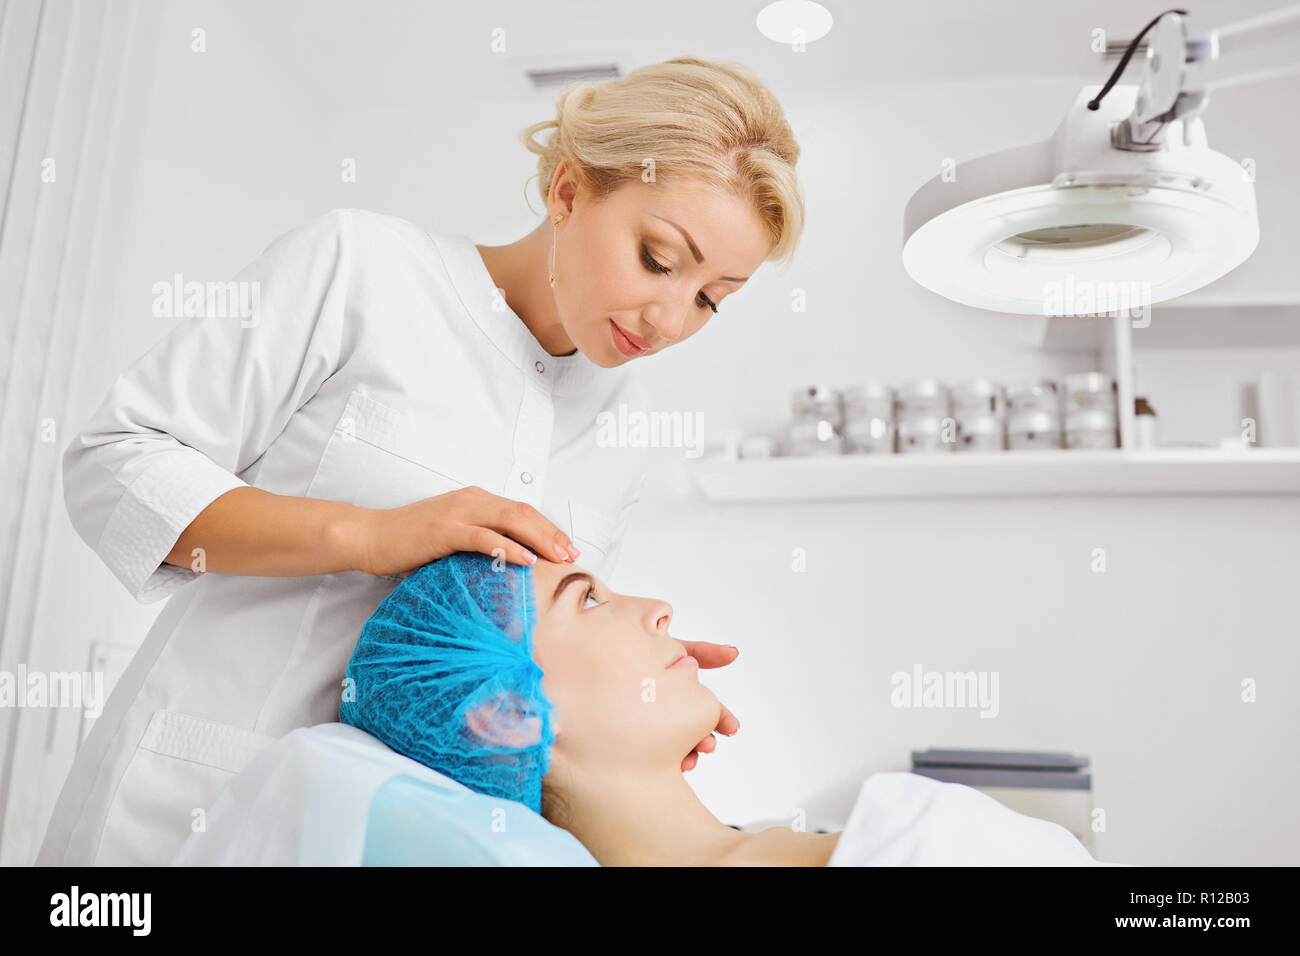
top-left (681, 684), bottom-right (723, 750)
top-left (696, 679), bottom-right (722, 719)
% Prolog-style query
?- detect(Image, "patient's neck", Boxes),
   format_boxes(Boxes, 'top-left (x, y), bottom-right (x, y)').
top-left (558, 763), bottom-right (744, 865)
top-left (555, 760), bottom-right (833, 866)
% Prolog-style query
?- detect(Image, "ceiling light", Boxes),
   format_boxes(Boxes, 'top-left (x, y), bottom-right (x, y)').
top-left (756, 1), bottom-right (833, 46)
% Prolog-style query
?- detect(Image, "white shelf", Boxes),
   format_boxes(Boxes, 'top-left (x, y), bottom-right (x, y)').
top-left (689, 448), bottom-right (1300, 501)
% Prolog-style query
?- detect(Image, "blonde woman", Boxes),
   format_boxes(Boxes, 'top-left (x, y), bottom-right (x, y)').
top-left (40, 56), bottom-right (804, 866)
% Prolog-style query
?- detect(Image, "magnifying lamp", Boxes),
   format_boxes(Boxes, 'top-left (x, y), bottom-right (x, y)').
top-left (902, 6), bottom-right (1300, 315)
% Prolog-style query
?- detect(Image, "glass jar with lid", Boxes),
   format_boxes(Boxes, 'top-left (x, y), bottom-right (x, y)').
top-left (896, 379), bottom-right (951, 419)
top-left (1006, 380), bottom-right (1062, 450)
top-left (951, 378), bottom-right (1006, 418)
top-left (843, 383), bottom-right (895, 454)
top-left (1006, 379), bottom-right (1060, 416)
top-left (1060, 373), bottom-right (1118, 448)
top-left (1064, 409), bottom-right (1119, 448)
top-left (896, 379), bottom-right (954, 454)
top-left (1061, 372), bottom-right (1117, 413)
top-left (787, 386), bottom-right (845, 456)
top-left (951, 379), bottom-right (1006, 452)
top-left (897, 415), bottom-right (954, 454)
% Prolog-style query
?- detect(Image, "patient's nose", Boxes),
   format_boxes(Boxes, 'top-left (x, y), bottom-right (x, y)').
top-left (645, 599), bottom-right (672, 634)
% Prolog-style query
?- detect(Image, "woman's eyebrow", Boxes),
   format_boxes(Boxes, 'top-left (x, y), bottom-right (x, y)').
top-left (553, 571), bottom-right (595, 603)
top-left (651, 215), bottom-right (749, 283)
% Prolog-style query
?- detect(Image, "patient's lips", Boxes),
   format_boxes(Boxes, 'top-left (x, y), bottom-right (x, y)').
top-left (667, 654), bottom-right (698, 670)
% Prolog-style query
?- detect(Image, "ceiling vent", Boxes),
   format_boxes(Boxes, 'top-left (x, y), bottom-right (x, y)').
top-left (524, 63), bottom-right (621, 91)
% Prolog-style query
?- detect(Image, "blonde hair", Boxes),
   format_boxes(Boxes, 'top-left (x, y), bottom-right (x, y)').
top-left (521, 56), bottom-right (805, 269)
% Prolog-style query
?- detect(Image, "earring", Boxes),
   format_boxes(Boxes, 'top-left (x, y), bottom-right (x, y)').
top-left (548, 214), bottom-right (565, 288)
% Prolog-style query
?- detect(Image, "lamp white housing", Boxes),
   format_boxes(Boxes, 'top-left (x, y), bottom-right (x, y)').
top-left (901, 85), bottom-right (1259, 315)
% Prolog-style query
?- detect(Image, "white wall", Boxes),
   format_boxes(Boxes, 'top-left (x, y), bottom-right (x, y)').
top-left (617, 81), bottom-right (1300, 866)
top-left (30, 0), bottom-right (1300, 864)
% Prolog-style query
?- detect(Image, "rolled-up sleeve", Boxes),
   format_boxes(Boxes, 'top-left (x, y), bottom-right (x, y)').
top-left (64, 208), bottom-right (355, 603)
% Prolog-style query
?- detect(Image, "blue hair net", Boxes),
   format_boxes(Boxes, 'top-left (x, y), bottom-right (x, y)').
top-left (339, 551), bottom-right (555, 814)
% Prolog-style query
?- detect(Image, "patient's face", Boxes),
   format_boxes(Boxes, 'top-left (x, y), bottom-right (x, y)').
top-left (529, 559), bottom-right (720, 770)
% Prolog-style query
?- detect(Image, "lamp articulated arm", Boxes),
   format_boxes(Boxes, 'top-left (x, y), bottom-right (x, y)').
top-left (1105, 5), bottom-right (1300, 152)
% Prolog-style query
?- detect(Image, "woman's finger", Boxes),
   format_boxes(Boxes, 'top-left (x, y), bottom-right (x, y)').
top-left (456, 525), bottom-right (539, 568)
top-left (681, 750), bottom-right (699, 772)
top-left (681, 640), bottom-right (738, 669)
top-left (472, 490), bottom-right (578, 563)
top-left (714, 702), bottom-right (739, 736)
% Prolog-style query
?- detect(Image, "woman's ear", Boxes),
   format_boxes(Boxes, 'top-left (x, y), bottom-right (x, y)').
top-left (464, 697), bottom-right (543, 749)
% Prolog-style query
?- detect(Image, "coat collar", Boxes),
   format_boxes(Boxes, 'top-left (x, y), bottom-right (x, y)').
top-left (433, 233), bottom-right (613, 397)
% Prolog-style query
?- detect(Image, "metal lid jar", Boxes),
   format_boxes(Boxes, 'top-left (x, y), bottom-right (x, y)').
top-left (1061, 372), bottom-right (1117, 413)
top-left (1006, 379), bottom-right (1060, 416)
top-left (897, 414), bottom-right (955, 454)
top-left (1006, 380), bottom-right (1061, 450)
top-left (787, 385), bottom-right (844, 456)
top-left (951, 378), bottom-right (1007, 418)
top-left (1065, 408), bottom-right (1119, 449)
top-left (1059, 373), bottom-right (1117, 448)
top-left (843, 383), bottom-right (896, 454)
top-left (951, 379), bottom-right (1007, 453)
top-left (896, 379), bottom-right (954, 453)
top-left (897, 379), bottom-right (951, 418)
top-left (955, 414), bottom-right (1006, 452)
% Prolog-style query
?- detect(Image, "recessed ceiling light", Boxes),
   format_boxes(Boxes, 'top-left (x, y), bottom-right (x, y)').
top-left (756, 1), bottom-right (833, 46)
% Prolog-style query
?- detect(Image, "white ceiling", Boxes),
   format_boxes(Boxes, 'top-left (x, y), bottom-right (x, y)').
top-left (235, 0), bottom-right (1289, 109)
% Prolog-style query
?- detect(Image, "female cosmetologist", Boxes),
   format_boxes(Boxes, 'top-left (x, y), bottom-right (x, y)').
top-left (38, 56), bottom-right (804, 865)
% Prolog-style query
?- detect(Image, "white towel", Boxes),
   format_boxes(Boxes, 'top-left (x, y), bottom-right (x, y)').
top-left (828, 772), bottom-right (1100, 866)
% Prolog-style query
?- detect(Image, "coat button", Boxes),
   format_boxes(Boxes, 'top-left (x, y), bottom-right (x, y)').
top-left (520, 471), bottom-right (533, 484)
top-left (535, 361), bottom-right (545, 373)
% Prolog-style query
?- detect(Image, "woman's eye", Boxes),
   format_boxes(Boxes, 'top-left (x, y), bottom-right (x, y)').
top-left (641, 244), bottom-right (719, 314)
top-left (641, 244), bottom-right (671, 275)
top-left (583, 585), bottom-right (600, 608)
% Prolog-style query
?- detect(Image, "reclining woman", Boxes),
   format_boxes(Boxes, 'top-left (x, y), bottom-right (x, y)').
top-left (335, 550), bottom-right (1099, 867)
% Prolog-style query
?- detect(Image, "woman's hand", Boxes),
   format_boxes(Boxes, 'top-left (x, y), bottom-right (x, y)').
top-left (335, 485), bottom-right (580, 577)
top-left (679, 641), bottom-right (740, 772)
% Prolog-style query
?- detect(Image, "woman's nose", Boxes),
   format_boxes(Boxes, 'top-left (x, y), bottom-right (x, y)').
top-left (645, 599), bottom-right (673, 633)
top-left (642, 303), bottom-right (686, 344)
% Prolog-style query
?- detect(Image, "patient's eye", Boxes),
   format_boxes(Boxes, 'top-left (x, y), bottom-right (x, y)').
top-left (583, 583), bottom-right (600, 609)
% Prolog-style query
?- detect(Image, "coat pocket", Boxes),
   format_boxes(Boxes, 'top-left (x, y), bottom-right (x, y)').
top-left (137, 709), bottom-right (277, 772)
top-left (93, 710), bottom-right (277, 865)
top-left (308, 387), bottom-right (466, 510)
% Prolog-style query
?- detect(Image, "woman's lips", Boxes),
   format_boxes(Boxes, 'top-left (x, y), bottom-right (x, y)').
top-left (668, 654), bottom-right (698, 670)
top-left (610, 319), bottom-right (648, 357)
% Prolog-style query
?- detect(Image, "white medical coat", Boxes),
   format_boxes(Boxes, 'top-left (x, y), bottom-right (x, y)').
top-left (37, 207), bottom-right (649, 865)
